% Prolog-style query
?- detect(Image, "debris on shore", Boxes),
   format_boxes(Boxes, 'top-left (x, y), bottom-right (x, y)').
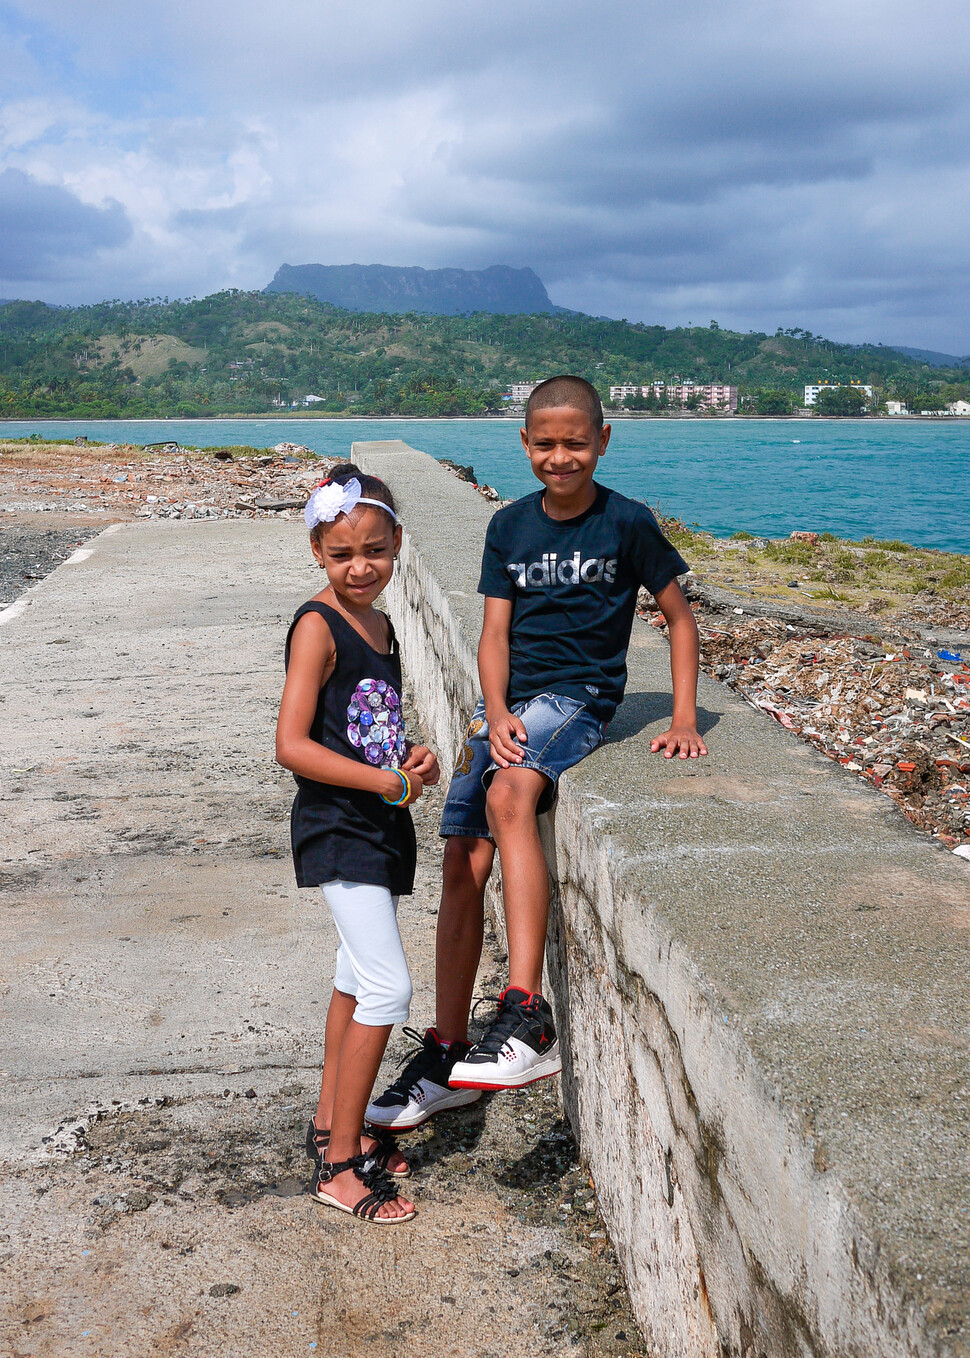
top-left (438, 457), bottom-right (501, 501)
top-left (632, 515), bottom-right (970, 852)
top-left (0, 439), bottom-right (331, 521)
top-left (641, 593), bottom-right (970, 850)
top-left (0, 440), bottom-right (506, 520)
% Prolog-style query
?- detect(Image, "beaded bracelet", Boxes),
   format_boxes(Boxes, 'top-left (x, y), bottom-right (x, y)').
top-left (380, 769), bottom-right (411, 806)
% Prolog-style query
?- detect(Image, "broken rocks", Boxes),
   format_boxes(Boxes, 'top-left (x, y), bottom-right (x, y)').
top-left (0, 445), bottom-right (336, 522)
top-left (438, 459), bottom-right (507, 506)
top-left (643, 603), bottom-right (970, 849)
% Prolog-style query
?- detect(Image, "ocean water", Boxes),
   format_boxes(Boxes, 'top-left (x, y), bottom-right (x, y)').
top-left (2, 416), bottom-right (968, 553)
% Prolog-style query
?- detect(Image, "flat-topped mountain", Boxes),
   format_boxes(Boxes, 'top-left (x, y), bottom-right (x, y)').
top-left (264, 262), bottom-right (558, 316)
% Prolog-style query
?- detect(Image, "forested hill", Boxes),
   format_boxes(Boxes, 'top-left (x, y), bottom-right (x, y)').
top-left (0, 289), bottom-right (967, 418)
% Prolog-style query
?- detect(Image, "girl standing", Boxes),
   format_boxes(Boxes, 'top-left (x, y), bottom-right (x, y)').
top-left (276, 464), bottom-right (439, 1224)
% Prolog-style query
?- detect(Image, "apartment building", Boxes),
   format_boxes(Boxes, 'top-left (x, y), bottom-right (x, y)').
top-left (804, 382), bottom-right (873, 407)
top-left (609, 381), bottom-right (738, 411)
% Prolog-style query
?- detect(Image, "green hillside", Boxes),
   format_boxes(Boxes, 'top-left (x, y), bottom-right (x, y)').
top-left (0, 290), bottom-right (967, 418)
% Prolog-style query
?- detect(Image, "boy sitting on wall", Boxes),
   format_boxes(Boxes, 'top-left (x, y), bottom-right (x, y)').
top-left (367, 375), bottom-right (707, 1122)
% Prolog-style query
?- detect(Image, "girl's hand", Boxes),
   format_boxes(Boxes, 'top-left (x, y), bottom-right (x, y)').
top-left (380, 767), bottom-right (425, 806)
top-left (403, 744), bottom-right (440, 786)
top-left (486, 708), bottom-right (527, 768)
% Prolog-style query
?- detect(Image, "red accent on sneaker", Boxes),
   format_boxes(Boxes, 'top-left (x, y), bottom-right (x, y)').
top-left (449, 1066), bottom-right (561, 1091)
top-left (429, 1026), bottom-right (460, 1050)
top-left (500, 986), bottom-right (542, 1006)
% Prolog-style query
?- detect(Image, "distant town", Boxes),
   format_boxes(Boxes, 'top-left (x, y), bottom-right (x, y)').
top-left (2, 289), bottom-right (968, 420)
top-left (279, 378), bottom-right (970, 417)
top-left (582, 380), bottom-right (968, 416)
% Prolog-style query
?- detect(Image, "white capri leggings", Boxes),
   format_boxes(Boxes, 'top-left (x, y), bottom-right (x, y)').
top-left (321, 879), bottom-right (412, 1027)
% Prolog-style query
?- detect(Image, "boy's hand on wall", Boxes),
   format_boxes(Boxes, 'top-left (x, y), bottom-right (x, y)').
top-left (650, 726), bottom-right (708, 760)
top-left (403, 744), bottom-right (440, 786)
top-left (487, 709), bottom-right (528, 768)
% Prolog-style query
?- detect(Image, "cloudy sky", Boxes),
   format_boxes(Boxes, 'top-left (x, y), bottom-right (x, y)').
top-left (1, 0), bottom-right (968, 350)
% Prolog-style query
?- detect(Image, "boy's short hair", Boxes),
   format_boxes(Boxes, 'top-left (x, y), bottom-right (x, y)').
top-left (525, 375), bottom-right (604, 433)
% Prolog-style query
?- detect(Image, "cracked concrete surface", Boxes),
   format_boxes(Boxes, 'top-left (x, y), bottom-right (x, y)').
top-left (0, 519), bottom-right (646, 1358)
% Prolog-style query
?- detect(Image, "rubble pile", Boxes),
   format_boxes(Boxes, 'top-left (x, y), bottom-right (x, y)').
top-left (437, 458), bottom-right (502, 502)
top-left (669, 610), bottom-right (969, 847)
top-left (0, 442), bottom-right (335, 520)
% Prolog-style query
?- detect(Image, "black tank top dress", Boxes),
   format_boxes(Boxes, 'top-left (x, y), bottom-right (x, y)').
top-left (285, 602), bottom-right (417, 895)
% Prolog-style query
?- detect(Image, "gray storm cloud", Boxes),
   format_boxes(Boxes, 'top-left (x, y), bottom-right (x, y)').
top-left (0, 169), bottom-right (131, 282)
top-left (0, 0), bottom-right (968, 348)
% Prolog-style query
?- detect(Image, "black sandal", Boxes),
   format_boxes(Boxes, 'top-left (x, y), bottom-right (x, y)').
top-left (305, 1118), bottom-right (330, 1161)
top-left (310, 1154), bottom-right (415, 1224)
top-left (304, 1118), bottom-right (411, 1178)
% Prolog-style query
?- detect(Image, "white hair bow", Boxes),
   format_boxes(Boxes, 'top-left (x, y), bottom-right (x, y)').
top-left (304, 477), bottom-right (397, 530)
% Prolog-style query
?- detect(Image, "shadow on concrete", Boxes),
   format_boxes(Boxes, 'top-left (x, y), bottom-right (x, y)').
top-left (607, 691), bottom-right (722, 743)
top-left (412, 1094), bottom-right (494, 1171)
top-left (497, 1117), bottom-right (578, 1189)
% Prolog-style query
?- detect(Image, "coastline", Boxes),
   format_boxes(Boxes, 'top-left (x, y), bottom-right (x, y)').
top-left (4, 412), bottom-right (970, 423)
top-left (2, 424), bottom-right (968, 553)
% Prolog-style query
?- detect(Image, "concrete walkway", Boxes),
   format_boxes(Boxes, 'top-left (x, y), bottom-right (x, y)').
top-left (0, 521), bottom-right (642, 1358)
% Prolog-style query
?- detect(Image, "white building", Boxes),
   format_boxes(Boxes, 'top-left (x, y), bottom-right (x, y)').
top-left (804, 383), bottom-right (874, 407)
top-left (885, 400), bottom-right (908, 415)
top-left (509, 382), bottom-right (539, 401)
top-left (610, 381), bottom-right (738, 411)
top-left (303, 394), bottom-right (325, 405)
top-left (948, 399), bottom-right (970, 416)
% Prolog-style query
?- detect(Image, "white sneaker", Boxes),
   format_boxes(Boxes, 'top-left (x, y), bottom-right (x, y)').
top-left (366, 1027), bottom-right (482, 1131)
top-left (448, 988), bottom-right (563, 1090)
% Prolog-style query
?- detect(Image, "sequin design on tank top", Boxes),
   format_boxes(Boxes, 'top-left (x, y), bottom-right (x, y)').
top-left (346, 679), bottom-right (406, 767)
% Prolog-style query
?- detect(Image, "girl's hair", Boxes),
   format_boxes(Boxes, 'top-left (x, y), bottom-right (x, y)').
top-left (310, 462), bottom-right (398, 541)
top-left (329, 463), bottom-right (397, 516)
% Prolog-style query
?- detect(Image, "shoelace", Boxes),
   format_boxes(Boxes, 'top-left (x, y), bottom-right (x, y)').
top-left (469, 994), bottom-right (501, 1024)
top-left (382, 1026), bottom-right (441, 1100)
top-left (470, 994), bottom-right (537, 1056)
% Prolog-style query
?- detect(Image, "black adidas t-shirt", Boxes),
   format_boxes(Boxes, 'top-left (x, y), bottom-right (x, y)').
top-left (477, 484), bottom-right (688, 721)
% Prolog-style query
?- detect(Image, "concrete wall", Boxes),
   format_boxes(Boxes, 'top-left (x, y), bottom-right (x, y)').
top-left (353, 441), bottom-right (970, 1358)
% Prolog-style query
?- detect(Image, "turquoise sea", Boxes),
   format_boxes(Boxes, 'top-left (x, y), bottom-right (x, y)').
top-left (2, 417), bottom-right (967, 553)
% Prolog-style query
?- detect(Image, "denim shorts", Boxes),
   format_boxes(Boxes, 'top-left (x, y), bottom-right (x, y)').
top-left (439, 692), bottom-right (607, 838)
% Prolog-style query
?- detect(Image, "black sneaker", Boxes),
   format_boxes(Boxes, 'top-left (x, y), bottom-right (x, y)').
top-left (365, 1027), bottom-right (482, 1130)
top-left (448, 988), bottom-right (562, 1090)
